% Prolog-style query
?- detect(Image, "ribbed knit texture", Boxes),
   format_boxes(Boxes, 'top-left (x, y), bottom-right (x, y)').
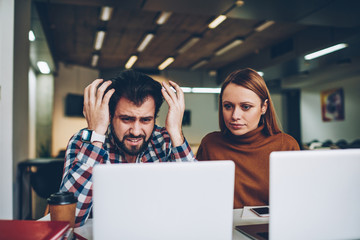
top-left (196, 125), bottom-right (300, 208)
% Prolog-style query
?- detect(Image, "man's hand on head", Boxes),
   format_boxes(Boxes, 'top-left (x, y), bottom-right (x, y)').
top-left (83, 79), bottom-right (115, 135)
top-left (161, 80), bottom-right (185, 147)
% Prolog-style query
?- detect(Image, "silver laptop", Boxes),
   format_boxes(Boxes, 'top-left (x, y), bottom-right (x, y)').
top-left (92, 161), bottom-right (235, 240)
top-left (269, 149), bottom-right (360, 240)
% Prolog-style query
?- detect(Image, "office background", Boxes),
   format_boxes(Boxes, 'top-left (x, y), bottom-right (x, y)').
top-left (1, 0), bottom-right (359, 220)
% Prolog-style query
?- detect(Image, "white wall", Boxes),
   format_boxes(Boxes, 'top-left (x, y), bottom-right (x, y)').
top-left (157, 93), bottom-right (219, 146)
top-left (28, 68), bottom-right (37, 158)
top-left (13, 0), bottom-right (31, 219)
top-left (36, 74), bottom-right (54, 157)
top-left (0, 0), bottom-right (14, 219)
top-left (52, 62), bottom-right (99, 156)
top-left (301, 74), bottom-right (360, 143)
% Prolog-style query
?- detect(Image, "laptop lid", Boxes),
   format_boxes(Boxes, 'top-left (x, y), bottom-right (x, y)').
top-left (92, 161), bottom-right (235, 240)
top-left (269, 149), bottom-right (360, 240)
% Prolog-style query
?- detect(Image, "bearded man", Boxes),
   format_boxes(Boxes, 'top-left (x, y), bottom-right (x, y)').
top-left (60, 70), bottom-right (195, 227)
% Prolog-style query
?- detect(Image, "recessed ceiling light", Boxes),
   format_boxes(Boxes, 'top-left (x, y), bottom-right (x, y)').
top-left (125, 55), bottom-right (138, 69)
top-left (156, 11), bottom-right (172, 25)
top-left (215, 39), bottom-right (244, 56)
top-left (191, 59), bottom-right (209, 70)
top-left (94, 30), bottom-right (106, 50)
top-left (158, 57), bottom-right (175, 70)
top-left (100, 6), bottom-right (113, 21)
top-left (137, 33), bottom-right (155, 52)
top-left (192, 88), bottom-right (221, 93)
top-left (304, 43), bottom-right (348, 60)
top-left (178, 37), bottom-right (201, 54)
top-left (255, 20), bottom-right (275, 32)
top-left (208, 15), bottom-right (227, 29)
top-left (91, 54), bottom-right (99, 67)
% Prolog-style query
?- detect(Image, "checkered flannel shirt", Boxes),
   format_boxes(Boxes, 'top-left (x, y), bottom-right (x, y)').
top-left (59, 124), bottom-right (195, 227)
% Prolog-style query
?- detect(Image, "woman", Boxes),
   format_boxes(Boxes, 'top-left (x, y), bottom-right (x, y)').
top-left (196, 68), bottom-right (300, 208)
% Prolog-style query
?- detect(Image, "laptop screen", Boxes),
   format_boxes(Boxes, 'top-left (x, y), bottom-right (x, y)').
top-left (269, 149), bottom-right (360, 240)
top-left (92, 161), bottom-right (235, 240)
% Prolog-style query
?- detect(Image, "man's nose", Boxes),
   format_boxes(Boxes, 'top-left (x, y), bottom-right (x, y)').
top-left (129, 121), bottom-right (142, 136)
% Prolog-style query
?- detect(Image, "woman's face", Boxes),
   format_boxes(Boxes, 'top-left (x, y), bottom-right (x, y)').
top-left (222, 83), bottom-right (267, 136)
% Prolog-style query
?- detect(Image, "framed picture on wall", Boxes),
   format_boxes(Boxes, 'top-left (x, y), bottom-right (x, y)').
top-left (321, 88), bottom-right (344, 122)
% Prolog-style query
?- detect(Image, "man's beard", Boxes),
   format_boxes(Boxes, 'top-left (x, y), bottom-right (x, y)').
top-left (111, 125), bottom-right (152, 156)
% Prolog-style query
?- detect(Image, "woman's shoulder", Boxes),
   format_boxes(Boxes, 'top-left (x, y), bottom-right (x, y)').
top-left (272, 132), bottom-right (300, 149)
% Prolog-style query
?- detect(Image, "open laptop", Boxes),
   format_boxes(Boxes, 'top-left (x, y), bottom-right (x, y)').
top-left (92, 161), bottom-right (235, 240)
top-left (236, 149), bottom-right (360, 240)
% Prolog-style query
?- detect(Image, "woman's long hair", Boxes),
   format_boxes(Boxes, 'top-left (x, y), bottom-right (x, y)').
top-left (219, 68), bottom-right (281, 136)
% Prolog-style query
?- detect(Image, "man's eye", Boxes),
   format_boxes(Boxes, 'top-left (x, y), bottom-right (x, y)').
top-left (121, 117), bottom-right (131, 122)
top-left (142, 118), bottom-right (152, 123)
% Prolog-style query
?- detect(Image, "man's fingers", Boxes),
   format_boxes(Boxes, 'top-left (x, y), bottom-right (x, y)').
top-left (86, 79), bottom-right (103, 106)
top-left (96, 80), bottom-right (113, 106)
top-left (162, 82), bottom-right (176, 105)
top-left (162, 81), bottom-right (182, 104)
top-left (102, 88), bottom-right (115, 105)
top-left (169, 80), bottom-right (184, 106)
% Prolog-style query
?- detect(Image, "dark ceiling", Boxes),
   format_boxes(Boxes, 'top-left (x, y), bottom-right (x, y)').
top-left (33, 0), bottom-right (360, 78)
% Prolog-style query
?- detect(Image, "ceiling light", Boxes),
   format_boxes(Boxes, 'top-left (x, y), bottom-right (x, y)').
top-left (180, 87), bottom-right (192, 93)
top-left (137, 33), bottom-right (155, 52)
top-left (94, 30), bottom-right (106, 50)
top-left (156, 11), bottom-right (172, 25)
top-left (100, 6), bottom-right (113, 21)
top-left (192, 88), bottom-right (221, 93)
top-left (209, 70), bottom-right (217, 77)
top-left (178, 36), bottom-right (201, 54)
top-left (215, 39), bottom-right (244, 56)
top-left (158, 57), bottom-right (175, 70)
top-left (304, 43), bottom-right (348, 60)
top-left (208, 15), bottom-right (227, 29)
top-left (191, 59), bottom-right (209, 70)
top-left (29, 30), bottom-right (35, 41)
top-left (91, 54), bottom-right (99, 67)
top-left (257, 71), bottom-right (264, 77)
top-left (255, 20), bottom-right (275, 32)
top-left (37, 61), bottom-right (50, 74)
top-left (235, 0), bottom-right (245, 7)
top-left (125, 55), bottom-right (138, 69)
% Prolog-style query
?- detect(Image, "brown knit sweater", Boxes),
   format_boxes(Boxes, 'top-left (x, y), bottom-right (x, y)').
top-left (196, 125), bottom-right (300, 208)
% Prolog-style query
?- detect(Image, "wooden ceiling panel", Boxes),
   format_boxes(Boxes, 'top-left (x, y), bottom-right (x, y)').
top-left (34, 0), bottom-right (359, 72)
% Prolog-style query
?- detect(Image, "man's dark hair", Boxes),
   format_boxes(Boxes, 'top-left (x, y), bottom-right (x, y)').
top-left (108, 70), bottom-right (164, 118)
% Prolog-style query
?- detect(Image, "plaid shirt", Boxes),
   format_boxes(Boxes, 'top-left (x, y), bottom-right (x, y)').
top-left (60, 125), bottom-right (195, 227)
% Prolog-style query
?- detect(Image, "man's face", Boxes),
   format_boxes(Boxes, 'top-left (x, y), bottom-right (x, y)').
top-left (111, 97), bottom-right (156, 156)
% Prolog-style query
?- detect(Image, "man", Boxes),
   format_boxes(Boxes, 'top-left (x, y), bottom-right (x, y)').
top-left (60, 70), bottom-right (195, 227)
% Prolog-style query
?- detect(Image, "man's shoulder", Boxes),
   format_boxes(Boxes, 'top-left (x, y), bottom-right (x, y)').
top-left (152, 125), bottom-right (168, 136)
top-left (70, 128), bottom-right (86, 140)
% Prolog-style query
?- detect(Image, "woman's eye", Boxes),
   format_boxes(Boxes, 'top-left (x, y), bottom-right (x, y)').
top-left (242, 105), bottom-right (251, 110)
top-left (223, 104), bottom-right (232, 110)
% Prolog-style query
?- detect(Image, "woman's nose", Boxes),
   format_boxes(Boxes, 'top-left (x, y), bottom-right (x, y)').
top-left (231, 107), bottom-right (242, 120)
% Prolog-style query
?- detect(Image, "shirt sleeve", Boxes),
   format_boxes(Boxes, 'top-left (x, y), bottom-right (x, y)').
top-left (59, 130), bottom-right (108, 227)
top-left (169, 137), bottom-right (196, 162)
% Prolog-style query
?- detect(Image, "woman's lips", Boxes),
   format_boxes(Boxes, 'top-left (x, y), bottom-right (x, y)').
top-left (229, 123), bottom-right (245, 130)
